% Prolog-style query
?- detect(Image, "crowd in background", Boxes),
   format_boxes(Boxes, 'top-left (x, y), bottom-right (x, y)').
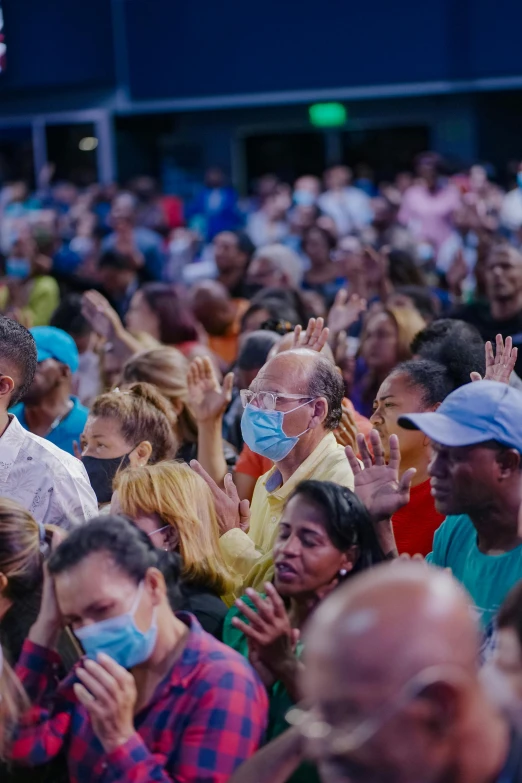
top-left (1, 152), bottom-right (522, 782)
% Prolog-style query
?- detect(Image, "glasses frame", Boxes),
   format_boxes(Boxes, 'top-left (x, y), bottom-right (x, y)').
top-left (240, 390), bottom-right (313, 410)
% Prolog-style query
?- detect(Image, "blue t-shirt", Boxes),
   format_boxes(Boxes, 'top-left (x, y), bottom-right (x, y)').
top-left (10, 397), bottom-right (88, 456)
top-left (427, 514), bottom-right (522, 629)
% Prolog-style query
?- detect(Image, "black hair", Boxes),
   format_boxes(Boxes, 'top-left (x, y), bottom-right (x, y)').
top-left (497, 581), bottom-right (522, 648)
top-left (235, 231), bottom-right (256, 263)
top-left (394, 285), bottom-right (438, 322)
top-left (0, 317), bottom-right (37, 404)
top-left (99, 249), bottom-right (136, 271)
top-left (388, 251), bottom-right (426, 287)
top-left (302, 224), bottom-right (336, 252)
top-left (251, 287), bottom-right (314, 326)
top-left (50, 294), bottom-right (92, 338)
top-left (237, 330), bottom-right (280, 371)
top-left (389, 359), bottom-right (456, 407)
top-left (289, 481), bottom-right (385, 574)
top-left (307, 354), bottom-right (345, 430)
top-left (410, 319), bottom-right (486, 387)
top-left (240, 299), bottom-right (301, 333)
top-left (48, 515), bottom-right (182, 608)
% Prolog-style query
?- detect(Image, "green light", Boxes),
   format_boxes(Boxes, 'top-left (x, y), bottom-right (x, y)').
top-left (309, 102), bottom-right (347, 127)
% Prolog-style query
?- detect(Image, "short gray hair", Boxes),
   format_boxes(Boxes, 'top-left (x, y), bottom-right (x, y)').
top-left (253, 244), bottom-right (304, 288)
top-left (307, 355), bottom-right (344, 430)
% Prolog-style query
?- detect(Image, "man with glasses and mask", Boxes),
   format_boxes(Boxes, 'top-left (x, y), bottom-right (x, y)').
top-left (0, 316), bottom-right (96, 528)
top-left (194, 347), bottom-right (354, 588)
top-left (228, 564), bottom-right (522, 783)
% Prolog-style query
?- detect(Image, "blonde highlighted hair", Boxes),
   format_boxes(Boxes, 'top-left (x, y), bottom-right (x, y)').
top-left (114, 462), bottom-right (236, 597)
top-left (121, 348), bottom-right (198, 446)
top-left (0, 498), bottom-right (53, 601)
top-left (0, 652), bottom-right (29, 758)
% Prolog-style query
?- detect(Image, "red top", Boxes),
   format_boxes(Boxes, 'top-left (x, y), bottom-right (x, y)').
top-left (391, 479), bottom-right (444, 557)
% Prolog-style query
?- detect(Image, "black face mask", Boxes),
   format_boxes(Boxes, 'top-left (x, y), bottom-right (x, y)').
top-left (82, 454), bottom-right (132, 505)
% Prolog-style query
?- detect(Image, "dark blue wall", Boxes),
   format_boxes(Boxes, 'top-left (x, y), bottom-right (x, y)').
top-left (0, 0), bottom-right (521, 101)
top-left (0, 0), bottom-right (115, 93)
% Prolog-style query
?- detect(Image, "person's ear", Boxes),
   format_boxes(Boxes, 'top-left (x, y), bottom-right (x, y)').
top-left (164, 526), bottom-right (180, 552)
top-left (496, 448), bottom-right (521, 479)
top-left (133, 440), bottom-right (152, 466)
top-left (61, 364), bottom-right (72, 381)
top-left (309, 397), bottom-right (328, 429)
top-left (144, 567), bottom-right (166, 605)
top-left (0, 375), bottom-right (15, 404)
top-left (339, 547), bottom-right (359, 575)
top-left (0, 572), bottom-right (8, 593)
top-left (410, 681), bottom-right (461, 738)
top-left (170, 398), bottom-right (184, 416)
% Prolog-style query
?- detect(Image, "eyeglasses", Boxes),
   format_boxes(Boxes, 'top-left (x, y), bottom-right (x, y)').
top-left (240, 390), bottom-right (313, 411)
top-left (285, 664), bottom-right (469, 755)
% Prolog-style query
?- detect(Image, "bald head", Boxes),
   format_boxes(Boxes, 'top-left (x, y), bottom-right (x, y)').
top-left (254, 349), bottom-right (344, 430)
top-left (305, 563), bottom-right (479, 691)
top-left (271, 332), bottom-right (336, 364)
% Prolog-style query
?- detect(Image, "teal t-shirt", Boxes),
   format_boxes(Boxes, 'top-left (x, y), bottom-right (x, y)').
top-left (427, 514), bottom-right (522, 629)
top-left (10, 396), bottom-right (88, 456)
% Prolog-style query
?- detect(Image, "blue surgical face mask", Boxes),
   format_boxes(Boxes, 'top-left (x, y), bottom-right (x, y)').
top-left (241, 400), bottom-right (313, 462)
top-left (6, 257), bottom-right (30, 279)
top-left (74, 581), bottom-right (157, 669)
top-left (517, 171), bottom-right (522, 190)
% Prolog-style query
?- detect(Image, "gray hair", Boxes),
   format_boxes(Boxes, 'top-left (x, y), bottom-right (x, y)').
top-left (252, 244), bottom-right (304, 288)
top-left (307, 354), bottom-right (345, 431)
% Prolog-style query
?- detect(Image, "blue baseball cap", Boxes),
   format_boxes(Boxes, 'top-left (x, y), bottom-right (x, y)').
top-left (30, 326), bottom-right (79, 374)
top-left (398, 380), bottom-right (522, 452)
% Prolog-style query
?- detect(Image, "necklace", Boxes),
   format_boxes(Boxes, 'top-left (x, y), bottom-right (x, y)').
top-left (43, 399), bottom-right (74, 437)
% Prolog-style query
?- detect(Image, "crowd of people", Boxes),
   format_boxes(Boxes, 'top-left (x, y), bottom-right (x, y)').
top-left (1, 153), bottom-right (522, 781)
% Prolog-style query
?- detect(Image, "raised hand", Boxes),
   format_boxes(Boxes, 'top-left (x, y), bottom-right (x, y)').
top-left (334, 402), bottom-right (359, 452)
top-left (345, 430), bottom-right (416, 523)
top-left (190, 460), bottom-right (250, 534)
top-left (327, 290), bottom-right (367, 336)
top-left (74, 653), bottom-right (136, 754)
top-left (29, 564), bottom-right (63, 649)
top-left (470, 334), bottom-right (518, 384)
top-left (82, 290), bottom-right (123, 341)
top-left (187, 356), bottom-right (234, 422)
top-left (292, 317), bottom-right (329, 353)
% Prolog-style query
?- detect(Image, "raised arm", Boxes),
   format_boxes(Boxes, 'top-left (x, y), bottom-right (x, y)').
top-left (345, 430), bottom-right (416, 558)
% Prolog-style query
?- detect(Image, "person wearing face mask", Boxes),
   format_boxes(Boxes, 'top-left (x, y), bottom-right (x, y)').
top-left (80, 383), bottom-right (178, 506)
top-left (192, 348), bottom-right (355, 591)
top-left (9, 326), bottom-right (88, 456)
top-left (10, 516), bottom-right (268, 783)
top-left (223, 480), bottom-right (385, 783)
top-left (112, 461), bottom-right (238, 637)
top-left (1, 233), bottom-right (60, 327)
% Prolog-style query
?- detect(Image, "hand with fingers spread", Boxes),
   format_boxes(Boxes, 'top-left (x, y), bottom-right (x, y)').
top-left (327, 290), bottom-right (367, 337)
top-left (232, 583), bottom-right (299, 683)
top-left (470, 334), bottom-right (518, 384)
top-left (74, 653), bottom-right (137, 754)
top-left (291, 318), bottom-right (329, 353)
top-left (190, 459), bottom-right (251, 534)
top-left (345, 430), bottom-right (416, 524)
top-left (187, 356), bottom-right (234, 422)
top-left (334, 402), bottom-right (359, 452)
top-left (81, 290), bottom-right (124, 341)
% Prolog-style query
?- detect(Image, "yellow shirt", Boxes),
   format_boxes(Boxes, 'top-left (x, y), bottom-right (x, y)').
top-left (219, 432), bottom-right (354, 591)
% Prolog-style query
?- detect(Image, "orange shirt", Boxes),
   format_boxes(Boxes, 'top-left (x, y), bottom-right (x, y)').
top-left (208, 299), bottom-right (249, 365)
top-left (391, 479), bottom-right (444, 557)
top-left (235, 443), bottom-right (273, 478)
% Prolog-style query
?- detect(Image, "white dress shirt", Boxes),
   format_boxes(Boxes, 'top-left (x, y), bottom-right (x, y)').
top-left (0, 415), bottom-right (98, 528)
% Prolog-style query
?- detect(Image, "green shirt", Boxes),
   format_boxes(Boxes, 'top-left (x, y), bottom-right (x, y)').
top-left (223, 596), bottom-right (319, 783)
top-left (427, 514), bottom-right (522, 629)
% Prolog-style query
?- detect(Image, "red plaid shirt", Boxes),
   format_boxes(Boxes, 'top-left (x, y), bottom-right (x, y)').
top-left (12, 613), bottom-right (268, 782)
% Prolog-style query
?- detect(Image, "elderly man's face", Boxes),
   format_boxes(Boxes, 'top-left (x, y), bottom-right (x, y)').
top-left (302, 635), bottom-right (449, 783)
top-left (249, 354), bottom-right (318, 438)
